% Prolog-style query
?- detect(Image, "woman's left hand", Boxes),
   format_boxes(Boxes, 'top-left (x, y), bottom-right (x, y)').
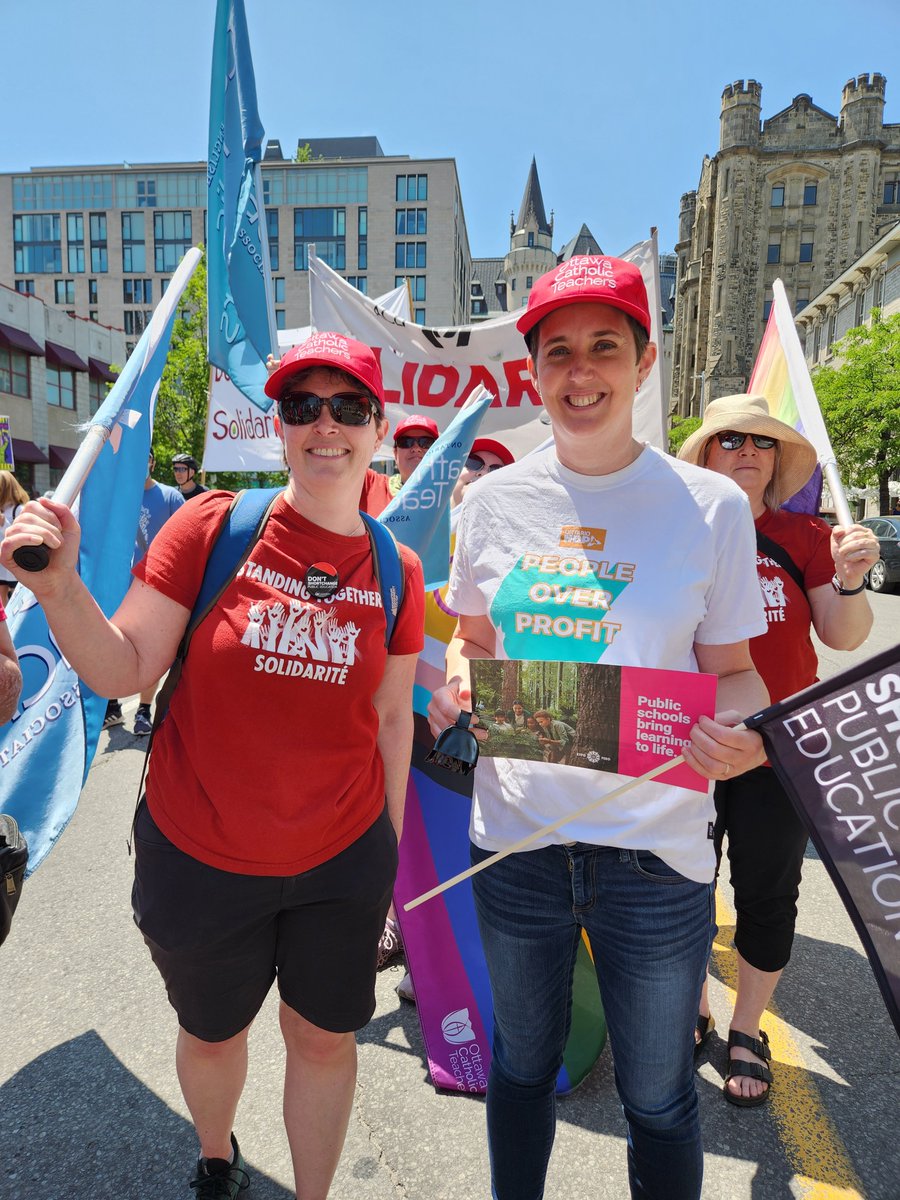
top-left (831, 523), bottom-right (880, 590)
top-left (682, 710), bottom-right (766, 782)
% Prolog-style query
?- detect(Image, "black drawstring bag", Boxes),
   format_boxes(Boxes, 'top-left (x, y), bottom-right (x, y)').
top-left (0, 813), bottom-right (28, 948)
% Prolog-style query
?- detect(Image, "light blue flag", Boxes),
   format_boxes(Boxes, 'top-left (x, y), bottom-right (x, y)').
top-left (207, 0), bottom-right (275, 412)
top-left (0, 254), bottom-right (200, 872)
top-left (379, 388), bottom-right (493, 589)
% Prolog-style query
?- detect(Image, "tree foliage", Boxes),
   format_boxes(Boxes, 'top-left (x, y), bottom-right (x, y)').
top-left (813, 309), bottom-right (900, 513)
top-left (668, 415), bottom-right (701, 457)
top-left (152, 249), bottom-right (286, 492)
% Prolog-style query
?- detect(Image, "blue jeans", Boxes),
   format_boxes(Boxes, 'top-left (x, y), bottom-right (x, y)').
top-left (471, 842), bottom-right (715, 1200)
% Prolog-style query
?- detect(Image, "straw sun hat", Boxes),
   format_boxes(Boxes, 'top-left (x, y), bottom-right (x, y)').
top-left (677, 394), bottom-right (817, 507)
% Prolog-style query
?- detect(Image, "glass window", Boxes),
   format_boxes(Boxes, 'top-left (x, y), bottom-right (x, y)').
top-left (47, 365), bottom-right (75, 408)
top-left (88, 279), bottom-right (98, 304)
top-left (0, 347), bottom-right (30, 398)
top-left (358, 207), bottom-right (368, 237)
top-left (13, 172), bottom-right (113, 212)
top-left (123, 311), bottom-right (153, 336)
top-left (136, 178), bottom-right (157, 207)
top-left (121, 212), bottom-right (146, 273)
top-left (395, 208), bottom-right (427, 235)
top-left (884, 180), bottom-right (899, 205)
top-left (89, 375), bottom-right (104, 414)
top-left (357, 206), bottom-right (367, 270)
top-left (415, 308), bottom-right (426, 324)
top-left (293, 207), bottom-right (345, 270)
top-left (153, 211), bottom-right (192, 272)
top-left (763, 299), bottom-right (773, 321)
top-left (89, 213), bottom-right (108, 272)
top-left (395, 276), bottom-right (425, 301)
top-left (15, 280), bottom-right (35, 295)
top-left (526, 275), bottom-right (533, 288)
top-left (767, 243), bottom-right (781, 264)
top-left (803, 183), bottom-right (818, 206)
top-left (89, 311), bottom-right (97, 322)
top-left (13, 213), bottom-right (62, 273)
top-left (346, 276), bottom-right (368, 295)
top-left (796, 289), bottom-right (810, 315)
top-left (54, 279), bottom-right (75, 304)
top-left (771, 185), bottom-right (785, 207)
top-left (527, 232), bottom-right (535, 247)
top-left (511, 278), bottom-right (516, 292)
top-left (123, 278), bottom-right (153, 304)
top-left (275, 309), bottom-right (286, 330)
top-left (799, 240), bottom-right (814, 263)
top-left (274, 277), bottom-right (285, 304)
top-left (66, 213), bottom-right (85, 272)
top-left (395, 174), bottom-right (427, 202)
top-left (395, 242), bottom-right (426, 269)
top-left (266, 209), bottom-right (279, 271)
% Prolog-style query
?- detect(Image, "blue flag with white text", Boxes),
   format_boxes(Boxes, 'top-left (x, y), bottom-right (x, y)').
top-left (380, 388), bottom-right (493, 589)
top-left (0, 289), bottom-right (189, 872)
top-left (207, 0), bottom-right (274, 412)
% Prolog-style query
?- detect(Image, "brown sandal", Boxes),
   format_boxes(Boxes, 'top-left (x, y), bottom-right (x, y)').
top-left (723, 1028), bottom-right (772, 1107)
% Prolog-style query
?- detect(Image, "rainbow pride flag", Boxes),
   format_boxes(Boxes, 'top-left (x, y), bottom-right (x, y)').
top-left (748, 278), bottom-right (847, 517)
top-left (392, 534), bottom-right (606, 1094)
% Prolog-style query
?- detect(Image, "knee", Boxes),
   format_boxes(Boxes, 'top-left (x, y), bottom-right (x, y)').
top-left (279, 1001), bottom-right (355, 1063)
top-left (178, 1025), bottom-right (249, 1061)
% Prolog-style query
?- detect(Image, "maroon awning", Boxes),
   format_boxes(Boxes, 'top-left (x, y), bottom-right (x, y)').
top-left (0, 321), bottom-right (42, 356)
top-left (88, 357), bottom-right (117, 382)
top-left (45, 341), bottom-right (88, 372)
top-left (11, 438), bottom-right (48, 464)
top-left (48, 444), bottom-right (77, 470)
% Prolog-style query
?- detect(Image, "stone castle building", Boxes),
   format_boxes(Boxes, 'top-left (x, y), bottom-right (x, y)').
top-left (672, 73), bottom-right (900, 416)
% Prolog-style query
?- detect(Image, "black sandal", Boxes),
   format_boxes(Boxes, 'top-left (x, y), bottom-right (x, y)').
top-left (694, 1013), bottom-right (715, 1061)
top-left (723, 1028), bottom-right (772, 1107)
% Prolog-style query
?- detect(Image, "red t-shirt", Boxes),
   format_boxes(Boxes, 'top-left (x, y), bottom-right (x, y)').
top-left (133, 490), bottom-right (424, 876)
top-left (359, 469), bottom-right (394, 517)
top-left (751, 508), bottom-right (834, 704)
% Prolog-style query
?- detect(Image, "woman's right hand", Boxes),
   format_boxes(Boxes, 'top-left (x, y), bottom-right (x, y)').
top-left (0, 499), bottom-right (81, 595)
top-left (427, 676), bottom-right (487, 741)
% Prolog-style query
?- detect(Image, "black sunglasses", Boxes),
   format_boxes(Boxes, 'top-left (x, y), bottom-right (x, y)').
top-left (279, 392), bottom-right (376, 427)
top-left (465, 454), bottom-right (504, 473)
top-left (395, 435), bottom-right (436, 450)
top-left (716, 431), bottom-right (778, 451)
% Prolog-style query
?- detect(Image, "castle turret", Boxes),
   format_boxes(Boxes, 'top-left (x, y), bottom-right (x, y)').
top-left (719, 80), bottom-right (762, 150)
top-left (503, 158), bottom-right (556, 307)
top-left (840, 72), bottom-right (886, 143)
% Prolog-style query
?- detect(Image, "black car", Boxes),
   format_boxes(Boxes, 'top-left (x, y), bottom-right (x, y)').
top-left (860, 516), bottom-right (900, 593)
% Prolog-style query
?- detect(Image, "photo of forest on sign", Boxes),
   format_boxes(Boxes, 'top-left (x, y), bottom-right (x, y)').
top-left (471, 660), bottom-right (622, 772)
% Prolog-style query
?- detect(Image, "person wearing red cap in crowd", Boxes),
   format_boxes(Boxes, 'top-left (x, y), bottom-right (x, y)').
top-left (428, 256), bottom-right (769, 1200)
top-left (388, 414), bottom-right (439, 496)
top-left (1, 331), bottom-right (425, 1199)
top-left (450, 437), bottom-right (516, 507)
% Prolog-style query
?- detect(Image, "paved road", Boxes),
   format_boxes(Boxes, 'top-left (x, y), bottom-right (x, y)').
top-left (1, 595), bottom-right (898, 1199)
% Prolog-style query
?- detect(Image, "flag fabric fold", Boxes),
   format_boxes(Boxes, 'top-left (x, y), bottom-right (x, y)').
top-left (207, 0), bottom-right (274, 412)
top-left (0, 251), bottom-right (201, 871)
top-left (746, 644), bottom-right (900, 1039)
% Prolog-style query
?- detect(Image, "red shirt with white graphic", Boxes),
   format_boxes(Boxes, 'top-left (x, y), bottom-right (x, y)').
top-left (133, 490), bottom-right (424, 876)
top-left (751, 507), bottom-right (834, 704)
top-left (359, 468), bottom-right (394, 517)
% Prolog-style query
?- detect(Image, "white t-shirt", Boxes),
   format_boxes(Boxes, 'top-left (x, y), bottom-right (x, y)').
top-left (445, 444), bottom-right (766, 882)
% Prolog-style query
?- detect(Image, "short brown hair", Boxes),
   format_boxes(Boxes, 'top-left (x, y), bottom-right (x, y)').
top-left (525, 314), bottom-right (649, 363)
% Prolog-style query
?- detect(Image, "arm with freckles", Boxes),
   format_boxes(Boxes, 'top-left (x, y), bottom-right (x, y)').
top-left (682, 640), bottom-right (769, 780)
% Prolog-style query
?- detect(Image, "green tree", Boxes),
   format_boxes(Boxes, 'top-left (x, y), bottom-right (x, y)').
top-left (813, 309), bottom-right (900, 513)
top-left (668, 415), bottom-right (701, 457)
top-left (152, 248), bottom-right (286, 492)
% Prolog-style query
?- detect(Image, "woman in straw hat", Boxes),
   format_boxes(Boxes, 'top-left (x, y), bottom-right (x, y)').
top-left (429, 256), bottom-right (771, 1200)
top-left (679, 394), bottom-right (878, 1106)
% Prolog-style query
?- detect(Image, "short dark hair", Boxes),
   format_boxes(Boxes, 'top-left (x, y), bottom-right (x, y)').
top-left (524, 313), bottom-right (649, 363)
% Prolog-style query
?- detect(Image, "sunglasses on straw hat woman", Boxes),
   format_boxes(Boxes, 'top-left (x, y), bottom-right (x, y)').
top-left (427, 256), bottom-right (772, 1200)
top-left (678, 394), bottom-right (879, 1107)
top-left (1, 332), bottom-right (426, 1199)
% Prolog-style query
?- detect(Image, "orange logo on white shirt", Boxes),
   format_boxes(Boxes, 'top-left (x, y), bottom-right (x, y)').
top-left (559, 526), bottom-right (606, 551)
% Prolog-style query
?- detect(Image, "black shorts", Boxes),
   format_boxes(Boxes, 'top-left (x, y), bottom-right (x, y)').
top-left (132, 801), bottom-right (398, 1042)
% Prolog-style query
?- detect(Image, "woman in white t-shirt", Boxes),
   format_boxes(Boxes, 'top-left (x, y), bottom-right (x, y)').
top-left (0, 471), bottom-right (29, 607)
top-left (429, 256), bottom-right (769, 1200)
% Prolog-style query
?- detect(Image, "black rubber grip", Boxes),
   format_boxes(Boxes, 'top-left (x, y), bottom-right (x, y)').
top-left (12, 544), bottom-right (50, 572)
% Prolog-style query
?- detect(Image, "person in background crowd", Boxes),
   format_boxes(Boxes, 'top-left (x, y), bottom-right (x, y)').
top-left (0, 596), bottom-right (22, 724)
top-left (1, 331), bottom-right (424, 1200)
top-left (429, 255), bottom-right (769, 1200)
top-left (0, 471), bottom-right (30, 608)
top-left (678, 395), bottom-right (878, 1106)
top-left (388, 416), bottom-right (438, 495)
top-left (450, 438), bottom-right (516, 507)
top-left (171, 454), bottom-right (208, 501)
top-left (103, 453), bottom-right (184, 735)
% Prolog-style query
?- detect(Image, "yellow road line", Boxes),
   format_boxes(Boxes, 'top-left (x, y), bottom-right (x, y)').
top-left (713, 891), bottom-right (865, 1200)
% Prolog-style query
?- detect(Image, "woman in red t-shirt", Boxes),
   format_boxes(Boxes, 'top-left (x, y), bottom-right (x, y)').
top-left (680, 394), bottom-right (878, 1107)
top-left (0, 333), bottom-right (424, 1198)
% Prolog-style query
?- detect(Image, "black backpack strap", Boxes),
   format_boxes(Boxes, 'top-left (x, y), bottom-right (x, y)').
top-left (756, 529), bottom-right (806, 595)
top-left (128, 488), bottom-right (281, 852)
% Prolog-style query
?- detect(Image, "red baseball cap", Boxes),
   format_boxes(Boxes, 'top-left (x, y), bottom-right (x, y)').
top-left (517, 255), bottom-right (652, 338)
top-left (470, 437), bottom-right (515, 467)
top-left (264, 331), bottom-right (385, 408)
top-left (394, 415), bottom-right (439, 441)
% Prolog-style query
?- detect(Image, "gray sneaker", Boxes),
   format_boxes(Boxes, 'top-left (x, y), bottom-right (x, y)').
top-left (188, 1134), bottom-right (249, 1198)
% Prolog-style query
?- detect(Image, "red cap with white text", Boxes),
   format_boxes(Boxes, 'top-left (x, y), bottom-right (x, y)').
top-left (265, 331), bottom-right (385, 408)
top-left (516, 256), bottom-right (652, 338)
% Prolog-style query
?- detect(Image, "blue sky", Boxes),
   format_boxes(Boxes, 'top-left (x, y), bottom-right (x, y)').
top-left (3, 0), bottom-right (898, 258)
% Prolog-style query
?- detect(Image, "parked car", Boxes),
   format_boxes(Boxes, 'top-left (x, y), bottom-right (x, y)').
top-left (860, 516), bottom-right (900, 593)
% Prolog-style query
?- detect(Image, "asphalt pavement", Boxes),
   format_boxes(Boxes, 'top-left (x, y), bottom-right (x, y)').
top-left (1, 594), bottom-right (898, 1199)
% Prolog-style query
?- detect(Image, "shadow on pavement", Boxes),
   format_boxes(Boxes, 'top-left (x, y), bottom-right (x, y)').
top-left (0, 1030), bottom-right (294, 1199)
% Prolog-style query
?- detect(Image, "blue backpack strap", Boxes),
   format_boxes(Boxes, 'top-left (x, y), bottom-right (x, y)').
top-left (360, 511), bottom-right (405, 648)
